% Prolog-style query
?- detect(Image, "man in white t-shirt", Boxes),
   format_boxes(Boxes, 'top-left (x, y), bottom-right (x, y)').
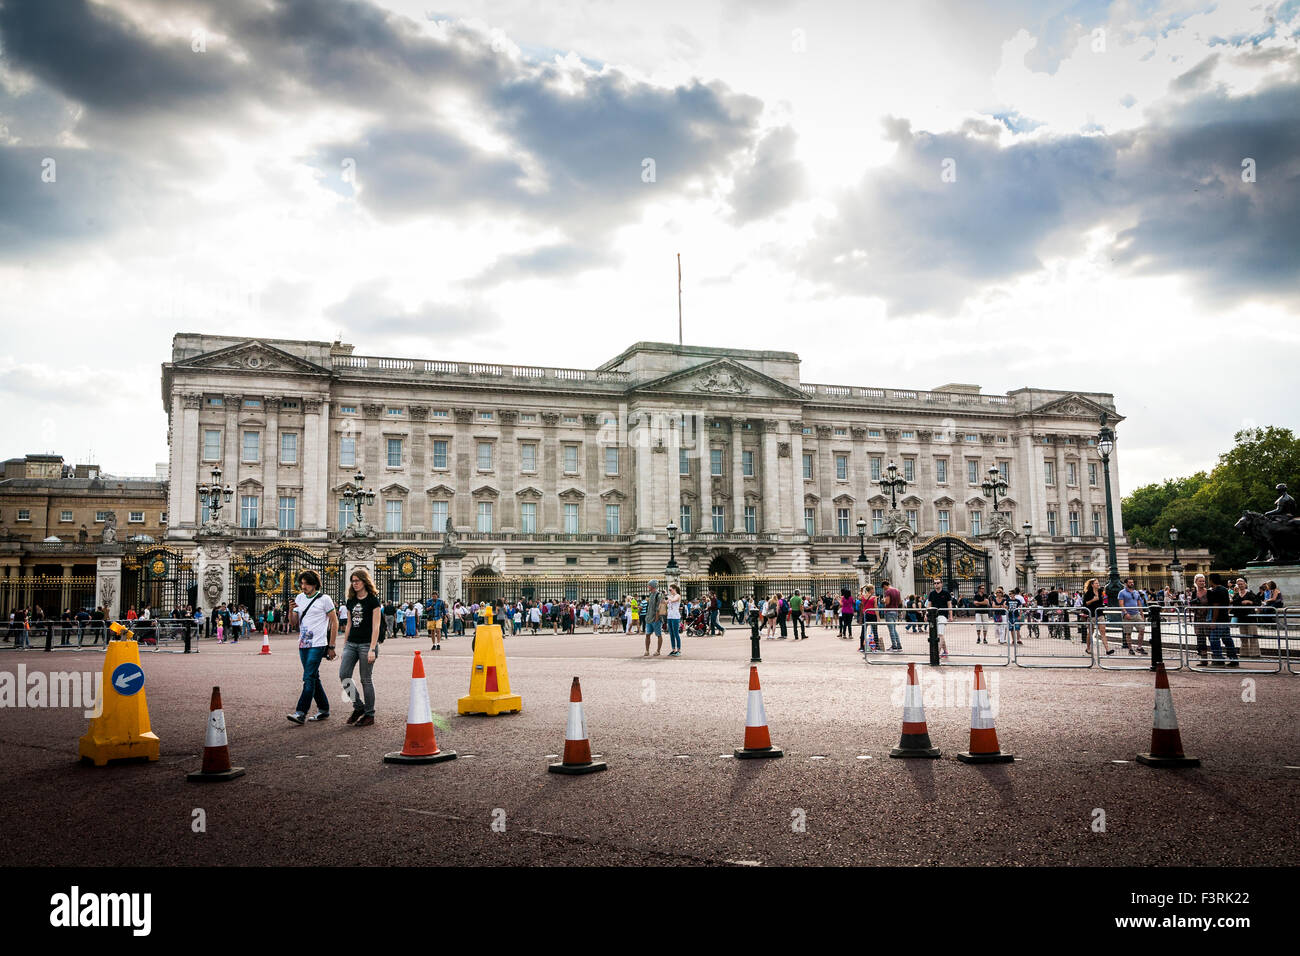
top-left (287, 570), bottom-right (339, 724)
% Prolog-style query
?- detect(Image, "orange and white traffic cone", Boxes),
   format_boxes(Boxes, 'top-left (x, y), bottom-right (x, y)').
top-left (384, 651), bottom-right (456, 765)
top-left (734, 666), bottom-right (783, 759)
top-left (186, 686), bottom-right (245, 782)
top-left (956, 665), bottom-right (1013, 764)
top-left (1136, 664), bottom-right (1200, 768)
top-left (548, 677), bottom-right (607, 775)
top-left (258, 631), bottom-right (271, 656)
top-left (890, 662), bottom-right (941, 758)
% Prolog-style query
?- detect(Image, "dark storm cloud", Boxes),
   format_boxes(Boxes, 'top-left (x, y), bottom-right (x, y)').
top-left (800, 67), bottom-right (1300, 316)
top-left (727, 125), bottom-right (807, 223)
top-left (0, 0), bottom-right (774, 267)
top-left (324, 280), bottom-right (500, 338)
top-left (463, 243), bottom-right (616, 288)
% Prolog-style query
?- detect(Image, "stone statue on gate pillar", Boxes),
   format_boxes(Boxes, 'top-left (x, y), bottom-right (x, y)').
top-left (437, 516), bottom-right (467, 605)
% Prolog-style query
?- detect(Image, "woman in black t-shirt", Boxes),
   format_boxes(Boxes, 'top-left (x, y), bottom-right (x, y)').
top-left (340, 568), bottom-right (383, 727)
top-left (1082, 579), bottom-right (1113, 656)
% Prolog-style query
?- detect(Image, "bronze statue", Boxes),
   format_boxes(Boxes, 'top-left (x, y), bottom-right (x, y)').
top-left (1237, 484), bottom-right (1300, 564)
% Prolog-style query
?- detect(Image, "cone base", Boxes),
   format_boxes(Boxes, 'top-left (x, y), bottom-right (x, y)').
top-left (186, 766), bottom-right (246, 782)
top-left (78, 733), bottom-right (161, 767)
top-left (733, 746), bottom-right (783, 759)
top-left (548, 759), bottom-right (607, 775)
top-left (458, 693), bottom-right (522, 715)
top-left (384, 749), bottom-right (458, 764)
top-left (956, 751), bottom-right (1014, 764)
top-left (1136, 752), bottom-right (1200, 768)
top-left (890, 746), bottom-right (941, 758)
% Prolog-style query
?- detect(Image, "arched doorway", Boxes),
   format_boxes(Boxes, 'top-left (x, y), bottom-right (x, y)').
top-left (707, 552), bottom-right (743, 605)
top-left (465, 566), bottom-right (502, 605)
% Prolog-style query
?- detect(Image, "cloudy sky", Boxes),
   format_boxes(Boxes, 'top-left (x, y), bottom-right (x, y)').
top-left (1, 0), bottom-right (1297, 493)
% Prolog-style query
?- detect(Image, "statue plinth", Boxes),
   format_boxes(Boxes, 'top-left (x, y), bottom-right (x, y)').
top-left (1243, 562), bottom-right (1300, 606)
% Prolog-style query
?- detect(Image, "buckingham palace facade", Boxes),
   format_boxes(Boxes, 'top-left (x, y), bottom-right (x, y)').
top-left (158, 334), bottom-right (1127, 608)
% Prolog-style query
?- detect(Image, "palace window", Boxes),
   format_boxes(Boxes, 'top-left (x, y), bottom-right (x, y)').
top-left (128, 511), bottom-right (144, 523)
top-left (433, 440), bottom-right (449, 470)
top-left (477, 442), bottom-right (493, 471)
top-left (60, 510), bottom-right (73, 523)
top-left (872, 509), bottom-right (883, 534)
top-left (744, 505), bottom-right (757, 534)
top-left (1088, 463), bottom-right (1098, 487)
top-left (679, 505), bottom-right (691, 534)
top-left (1069, 510), bottom-right (1080, 536)
top-left (680, 448), bottom-right (690, 476)
top-left (835, 454), bottom-right (848, 481)
top-left (971, 511), bottom-right (982, 536)
top-left (339, 436), bottom-right (356, 467)
top-left (383, 500), bottom-right (402, 533)
top-left (564, 503), bottom-right (580, 534)
top-left (805, 507), bottom-right (815, 536)
top-left (278, 497), bottom-right (297, 531)
top-left (519, 443), bottom-right (535, 472)
top-left (870, 457), bottom-right (882, 481)
top-left (341, 405), bottom-right (357, 415)
top-left (742, 450), bottom-right (754, 477)
top-left (802, 453), bottom-right (813, 480)
top-left (203, 429), bottom-right (221, 461)
top-left (1068, 462), bottom-right (1078, 486)
top-left (387, 438), bottom-right (403, 468)
top-left (564, 444), bottom-right (579, 474)
top-left (711, 505), bottom-right (725, 533)
top-left (935, 458), bottom-right (948, 483)
top-left (387, 407), bottom-right (403, 417)
top-left (605, 447), bottom-right (619, 476)
top-left (239, 495), bottom-right (258, 529)
top-left (710, 448), bottom-right (723, 476)
top-left (1092, 511), bottom-right (1101, 537)
top-left (605, 504), bottom-right (621, 535)
top-left (1047, 510), bottom-right (1058, 536)
top-left (967, 460), bottom-right (979, 484)
top-left (241, 431), bottom-right (260, 463)
top-left (938, 509), bottom-right (950, 533)
top-left (477, 501), bottom-right (493, 533)
top-left (903, 458), bottom-right (915, 482)
top-left (280, 432), bottom-right (298, 465)
top-left (836, 508), bottom-right (850, 536)
top-left (519, 501), bottom-right (537, 534)
top-left (1044, 461), bottom-right (1055, 486)
top-left (17, 509), bottom-right (31, 522)
top-left (999, 461), bottom-right (1009, 481)
top-left (95, 511), bottom-right (111, 523)
top-left (430, 500), bottom-right (448, 533)
top-left (338, 498), bottom-right (355, 530)
top-left (906, 510), bottom-right (918, 532)
top-left (868, 429), bottom-right (881, 438)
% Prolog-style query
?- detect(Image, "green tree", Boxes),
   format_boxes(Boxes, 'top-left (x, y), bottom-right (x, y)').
top-left (1122, 427), bottom-right (1300, 567)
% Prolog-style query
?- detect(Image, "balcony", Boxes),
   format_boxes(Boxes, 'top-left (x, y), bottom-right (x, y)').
top-left (332, 354), bottom-right (631, 389)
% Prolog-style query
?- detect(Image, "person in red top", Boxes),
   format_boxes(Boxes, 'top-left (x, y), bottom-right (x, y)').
top-left (859, 587), bottom-right (879, 651)
top-left (881, 580), bottom-right (903, 651)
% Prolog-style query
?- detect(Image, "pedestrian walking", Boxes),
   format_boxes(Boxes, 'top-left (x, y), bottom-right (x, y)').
top-left (925, 578), bottom-right (952, 660)
top-left (286, 570), bottom-right (338, 724)
top-left (665, 583), bottom-right (683, 656)
top-left (881, 579), bottom-right (903, 650)
top-left (339, 568), bottom-right (382, 727)
top-left (642, 581), bottom-right (665, 657)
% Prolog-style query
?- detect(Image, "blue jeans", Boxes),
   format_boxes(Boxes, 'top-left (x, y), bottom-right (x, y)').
top-left (1208, 625), bottom-right (1238, 662)
top-left (884, 611), bottom-right (901, 648)
top-left (295, 645), bottom-right (331, 715)
top-left (666, 618), bottom-right (681, 652)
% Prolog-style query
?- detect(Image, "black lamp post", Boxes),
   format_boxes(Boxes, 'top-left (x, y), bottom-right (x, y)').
top-left (1096, 414), bottom-right (1122, 606)
top-left (1022, 521), bottom-right (1034, 562)
top-left (343, 471), bottom-right (376, 527)
top-left (666, 521), bottom-right (678, 571)
top-left (197, 465), bottom-right (233, 525)
top-left (856, 517), bottom-right (868, 562)
top-left (879, 460), bottom-right (907, 509)
top-left (981, 465), bottom-right (1009, 516)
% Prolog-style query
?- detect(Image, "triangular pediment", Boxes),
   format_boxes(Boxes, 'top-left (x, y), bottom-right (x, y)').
top-left (379, 483), bottom-right (409, 496)
top-left (515, 485), bottom-right (543, 499)
top-left (175, 340), bottom-right (330, 376)
top-left (629, 359), bottom-right (806, 402)
top-left (558, 487), bottom-right (585, 500)
top-left (1035, 394), bottom-right (1122, 422)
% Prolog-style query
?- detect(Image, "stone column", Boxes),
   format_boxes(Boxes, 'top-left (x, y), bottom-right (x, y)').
top-left (194, 541), bottom-right (233, 611)
top-left (1018, 434), bottom-right (1039, 535)
top-left (454, 408), bottom-right (474, 530)
top-left (95, 556), bottom-right (122, 620)
top-left (762, 419), bottom-right (781, 532)
top-left (223, 393), bottom-right (240, 488)
top-left (263, 397), bottom-right (280, 530)
top-left (667, 418), bottom-right (682, 531)
top-left (816, 425), bottom-right (834, 532)
top-left (698, 424), bottom-right (713, 535)
top-left (179, 392), bottom-right (201, 527)
top-left (498, 410), bottom-right (518, 531)
top-left (409, 406), bottom-right (428, 530)
top-left (790, 420), bottom-right (805, 537)
top-left (731, 420), bottom-right (746, 533)
top-left (303, 399), bottom-right (324, 532)
top-left (633, 414), bottom-right (652, 532)
top-left (988, 528), bottom-right (1018, 593)
top-left (341, 542), bottom-right (377, 587)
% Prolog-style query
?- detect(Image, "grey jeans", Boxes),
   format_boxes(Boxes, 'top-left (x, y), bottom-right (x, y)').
top-left (338, 641), bottom-right (378, 716)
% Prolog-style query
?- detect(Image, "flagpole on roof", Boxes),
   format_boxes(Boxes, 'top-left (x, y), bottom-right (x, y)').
top-left (677, 253), bottom-right (683, 346)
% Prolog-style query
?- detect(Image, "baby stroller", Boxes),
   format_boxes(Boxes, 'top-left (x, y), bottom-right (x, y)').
top-left (683, 606), bottom-right (710, 637)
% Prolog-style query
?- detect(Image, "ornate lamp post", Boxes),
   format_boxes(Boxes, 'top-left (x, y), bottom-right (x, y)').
top-left (1021, 521), bottom-right (1034, 563)
top-left (856, 517), bottom-right (868, 562)
top-left (342, 471), bottom-right (376, 532)
top-left (879, 460), bottom-right (907, 509)
top-left (981, 465), bottom-right (1009, 516)
top-left (197, 465), bottom-right (234, 529)
top-left (1022, 520), bottom-right (1036, 592)
top-left (1096, 414), bottom-right (1122, 606)
top-left (666, 521), bottom-right (679, 571)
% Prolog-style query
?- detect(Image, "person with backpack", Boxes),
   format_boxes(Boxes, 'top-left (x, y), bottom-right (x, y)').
top-left (339, 567), bottom-right (383, 727)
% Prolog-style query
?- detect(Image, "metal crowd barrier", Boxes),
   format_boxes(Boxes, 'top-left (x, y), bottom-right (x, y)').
top-left (864, 609), bottom-right (1012, 666)
top-left (1012, 607), bottom-right (1096, 669)
top-left (1164, 605), bottom-right (1286, 674)
top-left (1095, 607), bottom-right (1180, 671)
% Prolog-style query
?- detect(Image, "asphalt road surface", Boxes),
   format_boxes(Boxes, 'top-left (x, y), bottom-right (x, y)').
top-left (2, 625), bottom-right (1297, 866)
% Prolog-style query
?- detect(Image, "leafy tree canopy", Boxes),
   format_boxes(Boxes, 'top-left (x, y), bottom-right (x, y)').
top-left (1122, 427), bottom-right (1300, 568)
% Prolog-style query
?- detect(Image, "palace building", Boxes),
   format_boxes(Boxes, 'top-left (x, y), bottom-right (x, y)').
top-left (151, 334), bottom-right (1130, 611)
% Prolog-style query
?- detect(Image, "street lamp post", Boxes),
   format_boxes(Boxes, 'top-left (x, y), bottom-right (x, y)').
top-left (879, 461), bottom-right (906, 510)
top-left (1022, 520), bottom-right (1036, 592)
top-left (981, 465), bottom-right (1009, 516)
top-left (1096, 414), bottom-right (1122, 607)
top-left (666, 521), bottom-right (678, 571)
top-left (197, 465), bottom-right (234, 527)
top-left (1168, 525), bottom-right (1183, 593)
top-left (856, 517), bottom-right (868, 562)
top-left (343, 472), bottom-right (376, 530)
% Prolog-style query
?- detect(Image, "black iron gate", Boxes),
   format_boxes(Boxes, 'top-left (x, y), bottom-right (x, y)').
top-left (125, 546), bottom-right (197, 613)
top-left (234, 545), bottom-right (341, 618)
top-left (375, 550), bottom-right (438, 605)
top-left (912, 534), bottom-right (991, 598)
